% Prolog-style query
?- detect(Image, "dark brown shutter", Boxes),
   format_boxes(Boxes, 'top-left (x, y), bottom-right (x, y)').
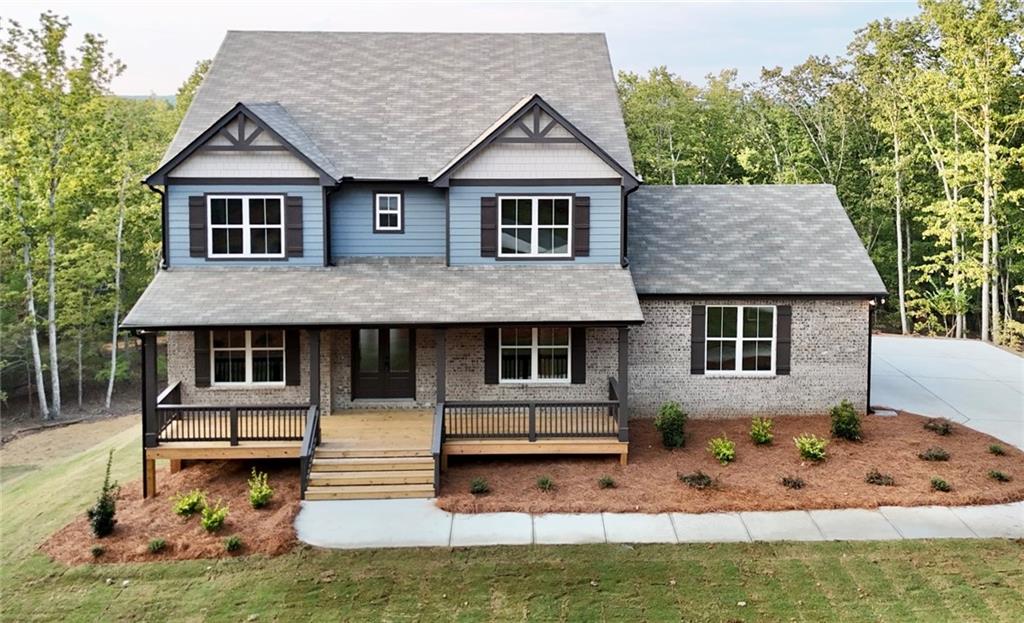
top-left (776, 305), bottom-right (792, 375)
top-left (570, 327), bottom-right (586, 384)
top-left (480, 196), bottom-right (497, 257)
top-left (285, 329), bottom-right (300, 386)
top-left (690, 305), bottom-right (706, 375)
top-left (188, 196), bottom-right (207, 257)
top-left (194, 330), bottom-right (211, 387)
top-left (573, 196), bottom-right (590, 257)
top-left (285, 196), bottom-right (304, 257)
top-left (483, 327), bottom-right (499, 384)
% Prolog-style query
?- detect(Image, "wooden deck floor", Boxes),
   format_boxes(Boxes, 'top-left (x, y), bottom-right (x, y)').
top-left (321, 409), bottom-right (433, 451)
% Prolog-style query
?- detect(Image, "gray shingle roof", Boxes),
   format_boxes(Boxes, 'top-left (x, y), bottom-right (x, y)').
top-left (627, 185), bottom-right (887, 296)
top-left (162, 32), bottom-right (635, 180)
top-left (243, 102), bottom-right (338, 178)
top-left (122, 260), bottom-right (643, 329)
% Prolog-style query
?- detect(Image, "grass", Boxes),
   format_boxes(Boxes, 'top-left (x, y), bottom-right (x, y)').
top-left (2, 421), bottom-right (1024, 621)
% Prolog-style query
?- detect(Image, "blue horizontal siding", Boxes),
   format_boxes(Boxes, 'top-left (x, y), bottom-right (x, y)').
top-left (330, 184), bottom-right (446, 257)
top-left (167, 184), bottom-right (324, 266)
top-left (449, 185), bottom-right (621, 265)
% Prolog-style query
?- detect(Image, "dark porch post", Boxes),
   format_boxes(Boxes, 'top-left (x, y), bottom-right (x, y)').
top-left (617, 326), bottom-right (629, 442)
top-left (308, 329), bottom-right (321, 407)
top-left (140, 331), bottom-right (158, 497)
top-left (434, 327), bottom-right (446, 404)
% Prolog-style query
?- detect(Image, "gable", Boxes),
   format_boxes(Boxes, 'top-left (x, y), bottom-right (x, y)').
top-left (169, 115), bottom-right (318, 179)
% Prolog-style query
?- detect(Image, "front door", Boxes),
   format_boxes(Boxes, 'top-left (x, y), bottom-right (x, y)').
top-left (352, 328), bottom-right (416, 399)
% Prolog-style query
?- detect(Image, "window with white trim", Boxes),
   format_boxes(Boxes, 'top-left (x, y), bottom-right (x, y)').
top-left (374, 193), bottom-right (403, 232)
top-left (208, 195), bottom-right (284, 257)
top-left (499, 327), bottom-right (570, 382)
top-left (499, 196), bottom-right (571, 257)
top-left (211, 329), bottom-right (285, 385)
top-left (706, 305), bottom-right (776, 373)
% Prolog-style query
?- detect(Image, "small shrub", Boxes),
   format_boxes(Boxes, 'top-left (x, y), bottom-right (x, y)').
top-left (865, 468), bottom-right (895, 487)
top-left (247, 468), bottom-right (274, 509)
top-left (90, 546), bottom-right (105, 558)
top-left (654, 401), bottom-right (688, 448)
top-left (598, 475), bottom-right (616, 489)
top-left (148, 538), bottom-right (166, 554)
top-left (536, 476), bottom-right (555, 492)
top-left (918, 447), bottom-right (950, 462)
top-left (988, 470), bottom-right (1012, 483)
top-left (750, 417), bottom-right (774, 445)
top-left (707, 435), bottom-right (736, 465)
top-left (224, 535), bottom-right (243, 552)
top-left (200, 500), bottom-right (229, 532)
top-left (794, 434), bottom-right (828, 462)
top-left (829, 400), bottom-right (862, 441)
top-left (469, 477), bottom-right (490, 495)
top-left (989, 444), bottom-right (1006, 456)
top-left (930, 477), bottom-right (951, 492)
top-left (86, 450), bottom-right (119, 538)
top-left (923, 418), bottom-right (953, 436)
top-left (781, 475), bottom-right (805, 490)
top-left (679, 471), bottom-right (715, 490)
top-left (173, 489), bottom-right (207, 517)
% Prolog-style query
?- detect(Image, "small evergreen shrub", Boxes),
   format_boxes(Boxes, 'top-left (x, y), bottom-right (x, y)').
top-left (598, 475), bottom-right (616, 489)
top-left (679, 471), bottom-right (715, 490)
top-left (749, 417), bottom-right (774, 445)
top-left (794, 434), bottom-right (828, 461)
top-left (247, 468), bottom-right (274, 509)
top-left (918, 447), bottom-right (950, 462)
top-left (988, 470), bottom-right (1012, 483)
top-left (989, 444), bottom-right (1006, 456)
top-left (781, 475), bottom-right (805, 490)
top-left (865, 468), bottom-right (895, 487)
top-left (148, 538), bottom-right (166, 554)
top-left (707, 435), bottom-right (736, 465)
top-left (200, 500), bottom-right (229, 532)
top-left (654, 401), bottom-right (688, 449)
top-left (923, 418), bottom-right (953, 436)
top-left (829, 400), bottom-right (862, 441)
top-left (536, 476), bottom-right (555, 492)
top-left (469, 477), bottom-right (490, 495)
top-left (90, 546), bottom-right (105, 558)
top-left (86, 450), bottom-right (119, 538)
top-left (173, 489), bottom-right (207, 517)
top-left (930, 477), bottom-right (951, 492)
top-left (224, 535), bottom-right (243, 552)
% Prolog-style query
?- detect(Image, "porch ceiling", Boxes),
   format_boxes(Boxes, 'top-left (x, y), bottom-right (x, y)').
top-left (122, 259), bottom-right (643, 329)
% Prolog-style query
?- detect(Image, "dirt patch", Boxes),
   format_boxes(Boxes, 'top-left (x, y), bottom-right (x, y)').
top-left (1, 415), bottom-right (137, 474)
top-left (42, 460), bottom-right (299, 564)
top-left (437, 413), bottom-right (1024, 514)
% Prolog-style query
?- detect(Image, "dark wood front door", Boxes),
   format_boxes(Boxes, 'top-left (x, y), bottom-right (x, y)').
top-left (352, 328), bottom-right (416, 399)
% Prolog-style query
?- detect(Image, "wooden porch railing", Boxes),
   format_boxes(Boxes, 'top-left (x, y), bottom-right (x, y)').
top-left (299, 404), bottom-right (321, 498)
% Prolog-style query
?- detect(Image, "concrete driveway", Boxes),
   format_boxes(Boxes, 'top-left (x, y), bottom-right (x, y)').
top-left (871, 336), bottom-right (1023, 449)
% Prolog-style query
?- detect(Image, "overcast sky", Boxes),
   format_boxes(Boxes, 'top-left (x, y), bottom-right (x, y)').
top-left (6, 1), bottom-right (919, 95)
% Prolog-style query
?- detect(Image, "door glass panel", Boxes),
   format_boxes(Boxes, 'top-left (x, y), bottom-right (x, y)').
top-left (358, 329), bottom-right (379, 372)
top-left (389, 328), bottom-right (410, 372)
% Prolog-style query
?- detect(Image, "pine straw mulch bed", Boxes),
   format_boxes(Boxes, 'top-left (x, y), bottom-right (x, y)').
top-left (42, 460), bottom-right (299, 565)
top-left (436, 413), bottom-right (1024, 514)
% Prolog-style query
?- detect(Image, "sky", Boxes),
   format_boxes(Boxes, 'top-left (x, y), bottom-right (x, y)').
top-left (6, 1), bottom-right (920, 96)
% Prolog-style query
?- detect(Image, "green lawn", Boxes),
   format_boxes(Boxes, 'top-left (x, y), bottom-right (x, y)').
top-left (2, 423), bottom-right (1022, 622)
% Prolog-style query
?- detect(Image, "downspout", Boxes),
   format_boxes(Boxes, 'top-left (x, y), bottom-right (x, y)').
top-left (866, 297), bottom-right (879, 415)
top-left (145, 183), bottom-right (168, 269)
top-left (621, 181), bottom-right (641, 268)
top-left (323, 184), bottom-right (343, 267)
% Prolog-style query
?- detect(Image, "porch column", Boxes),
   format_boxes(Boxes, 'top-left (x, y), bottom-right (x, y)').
top-left (617, 326), bottom-right (629, 442)
top-left (434, 327), bottom-right (446, 404)
top-left (140, 331), bottom-right (158, 498)
top-left (308, 329), bottom-right (321, 407)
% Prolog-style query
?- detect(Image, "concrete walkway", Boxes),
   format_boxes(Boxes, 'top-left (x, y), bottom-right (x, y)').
top-left (871, 335), bottom-right (1023, 448)
top-left (295, 499), bottom-right (1024, 549)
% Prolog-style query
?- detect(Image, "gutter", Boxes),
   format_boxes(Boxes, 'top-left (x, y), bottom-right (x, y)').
top-left (621, 180), bottom-right (641, 268)
top-left (144, 183), bottom-right (168, 269)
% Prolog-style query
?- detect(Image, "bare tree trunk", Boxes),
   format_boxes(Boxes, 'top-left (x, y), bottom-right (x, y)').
top-left (980, 109), bottom-right (992, 342)
top-left (105, 175), bottom-right (128, 408)
top-left (23, 240), bottom-right (50, 419)
top-left (77, 329), bottom-right (83, 408)
top-left (952, 227), bottom-right (963, 338)
top-left (991, 221), bottom-right (1000, 341)
top-left (894, 132), bottom-right (909, 335)
top-left (46, 179), bottom-right (61, 417)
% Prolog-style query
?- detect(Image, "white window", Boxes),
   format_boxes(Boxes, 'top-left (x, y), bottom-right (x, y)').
top-left (706, 305), bottom-right (776, 374)
top-left (208, 195), bottom-right (285, 258)
top-left (498, 196), bottom-right (572, 257)
top-left (211, 330), bottom-right (285, 385)
top-left (374, 192), bottom-right (403, 232)
top-left (499, 327), bottom-right (570, 383)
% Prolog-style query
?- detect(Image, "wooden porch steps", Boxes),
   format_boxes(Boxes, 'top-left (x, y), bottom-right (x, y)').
top-left (310, 456), bottom-right (434, 472)
top-left (314, 445), bottom-right (433, 459)
top-left (308, 470), bottom-right (434, 486)
top-left (305, 445), bottom-right (435, 500)
top-left (304, 483), bottom-right (435, 500)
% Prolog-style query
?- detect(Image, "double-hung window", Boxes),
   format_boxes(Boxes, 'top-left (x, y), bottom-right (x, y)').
top-left (208, 195), bottom-right (284, 258)
top-left (211, 329), bottom-right (285, 385)
top-left (498, 196), bottom-right (571, 257)
top-left (374, 192), bottom-right (403, 232)
top-left (499, 327), bottom-right (570, 383)
top-left (706, 305), bottom-right (776, 374)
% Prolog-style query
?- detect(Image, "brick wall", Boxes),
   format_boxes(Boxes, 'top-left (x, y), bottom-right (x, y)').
top-left (629, 298), bottom-right (870, 419)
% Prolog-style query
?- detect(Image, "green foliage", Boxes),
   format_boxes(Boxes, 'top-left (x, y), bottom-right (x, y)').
top-left (930, 477), bottom-right (951, 492)
top-left (918, 447), bottom-right (950, 462)
top-left (536, 476), bottom-right (555, 492)
top-left (598, 475), bottom-right (616, 489)
top-left (707, 435), bottom-right (736, 464)
top-left (988, 470), bottom-right (1011, 483)
top-left (750, 417), bottom-right (774, 445)
top-left (794, 434), bottom-right (828, 462)
top-left (247, 469), bottom-right (274, 509)
top-left (469, 478), bottom-right (489, 495)
top-left (923, 418), bottom-right (953, 436)
top-left (86, 450), bottom-right (118, 537)
top-left (147, 538), bottom-right (166, 554)
top-left (989, 444), bottom-right (1006, 456)
top-left (173, 489), bottom-right (207, 517)
top-left (224, 535), bottom-right (243, 552)
top-left (679, 471), bottom-right (715, 490)
top-left (781, 475), bottom-right (805, 490)
top-left (830, 400), bottom-right (862, 441)
top-left (90, 546), bottom-right (104, 558)
top-left (200, 500), bottom-right (229, 532)
top-left (654, 402), bottom-right (688, 449)
top-left (865, 469), bottom-right (895, 486)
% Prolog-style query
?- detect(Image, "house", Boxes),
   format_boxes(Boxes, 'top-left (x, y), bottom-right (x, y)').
top-left (124, 32), bottom-right (885, 500)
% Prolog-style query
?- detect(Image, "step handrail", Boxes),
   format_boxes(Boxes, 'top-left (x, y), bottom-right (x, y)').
top-left (299, 404), bottom-right (321, 499)
top-left (431, 401), bottom-right (445, 496)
